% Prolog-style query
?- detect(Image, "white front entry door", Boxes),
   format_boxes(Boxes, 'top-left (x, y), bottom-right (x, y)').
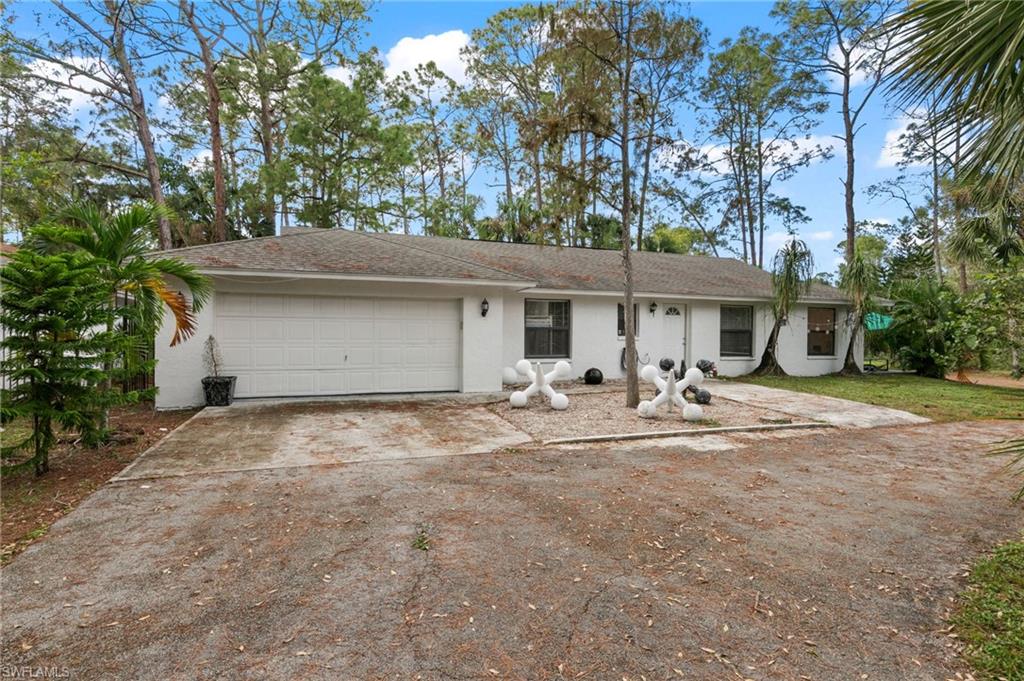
top-left (214, 293), bottom-right (461, 398)
top-left (663, 305), bottom-right (686, 367)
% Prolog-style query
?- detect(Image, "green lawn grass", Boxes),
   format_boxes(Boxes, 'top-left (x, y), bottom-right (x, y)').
top-left (737, 373), bottom-right (1024, 422)
top-left (951, 540), bottom-right (1024, 680)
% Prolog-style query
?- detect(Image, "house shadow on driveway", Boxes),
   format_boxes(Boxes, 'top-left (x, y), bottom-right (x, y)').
top-left (115, 400), bottom-right (532, 480)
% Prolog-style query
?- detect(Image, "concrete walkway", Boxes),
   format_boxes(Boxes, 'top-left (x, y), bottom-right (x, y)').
top-left (710, 380), bottom-right (931, 428)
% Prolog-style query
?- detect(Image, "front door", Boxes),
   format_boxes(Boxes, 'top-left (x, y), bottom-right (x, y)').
top-left (663, 305), bottom-right (686, 369)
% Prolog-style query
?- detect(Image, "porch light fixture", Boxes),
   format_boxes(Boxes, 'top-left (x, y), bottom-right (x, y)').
top-left (481, 298), bottom-right (490, 317)
top-left (649, 301), bottom-right (658, 315)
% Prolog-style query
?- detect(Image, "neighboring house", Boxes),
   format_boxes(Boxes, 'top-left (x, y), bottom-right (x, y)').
top-left (153, 229), bottom-right (859, 408)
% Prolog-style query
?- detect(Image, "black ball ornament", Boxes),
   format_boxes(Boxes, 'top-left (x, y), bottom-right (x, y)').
top-left (694, 388), bottom-right (712, 405)
top-left (659, 357), bottom-right (675, 371)
top-left (584, 368), bottom-right (603, 385)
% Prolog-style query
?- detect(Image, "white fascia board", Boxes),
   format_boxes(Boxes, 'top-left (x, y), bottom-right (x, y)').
top-left (198, 268), bottom-right (536, 289)
top-left (518, 287), bottom-right (848, 305)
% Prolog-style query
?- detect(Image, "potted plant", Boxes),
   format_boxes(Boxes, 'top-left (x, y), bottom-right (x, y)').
top-left (201, 335), bottom-right (236, 406)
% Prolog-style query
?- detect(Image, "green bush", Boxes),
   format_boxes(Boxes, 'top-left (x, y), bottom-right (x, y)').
top-left (0, 250), bottom-right (133, 476)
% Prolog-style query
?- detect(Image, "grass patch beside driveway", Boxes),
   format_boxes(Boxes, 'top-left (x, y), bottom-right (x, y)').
top-left (952, 540), bottom-right (1024, 680)
top-left (738, 374), bottom-right (1024, 422)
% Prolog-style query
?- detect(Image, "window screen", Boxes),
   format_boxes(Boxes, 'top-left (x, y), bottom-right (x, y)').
top-left (807, 307), bottom-right (836, 356)
top-left (525, 299), bottom-right (571, 358)
top-left (720, 305), bottom-right (753, 357)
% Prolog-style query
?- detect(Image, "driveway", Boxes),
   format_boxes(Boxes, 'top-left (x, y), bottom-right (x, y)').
top-left (2, 408), bottom-right (1021, 679)
top-left (114, 400), bottom-right (532, 479)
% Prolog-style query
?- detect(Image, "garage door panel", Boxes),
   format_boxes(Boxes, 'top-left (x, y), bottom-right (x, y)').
top-left (318, 372), bottom-right (347, 393)
top-left (319, 297), bottom-right (347, 315)
top-left (347, 371), bottom-right (376, 392)
top-left (374, 320), bottom-right (403, 340)
top-left (316, 347), bottom-right (345, 367)
top-left (253, 346), bottom-right (286, 368)
top-left (217, 318), bottom-right (251, 342)
top-left (320, 320), bottom-right (348, 342)
top-left (252, 372), bottom-right (287, 395)
top-left (288, 373), bottom-right (316, 393)
top-left (220, 345), bottom-right (252, 370)
top-left (403, 346), bottom-right (431, 365)
top-left (347, 299), bottom-right (375, 316)
top-left (286, 320), bottom-right (316, 341)
top-left (375, 299), bottom-right (406, 315)
top-left (287, 347), bottom-right (314, 367)
top-left (286, 297), bottom-right (318, 316)
top-left (216, 293), bottom-right (460, 398)
top-left (253, 296), bottom-right (284, 316)
top-left (252, 319), bottom-right (285, 341)
top-left (348, 320), bottom-right (374, 342)
top-left (347, 346), bottom-right (376, 367)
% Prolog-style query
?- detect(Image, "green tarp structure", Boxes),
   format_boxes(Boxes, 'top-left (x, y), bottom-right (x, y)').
top-left (865, 312), bottom-right (893, 331)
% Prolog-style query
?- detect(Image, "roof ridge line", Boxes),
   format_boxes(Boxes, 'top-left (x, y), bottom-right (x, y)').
top-left (353, 230), bottom-right (533, 283)
top-left (151, 227), bottom-right (327, 256)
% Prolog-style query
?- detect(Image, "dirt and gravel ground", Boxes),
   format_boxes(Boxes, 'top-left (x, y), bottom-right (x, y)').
top-left (2, 418), bottom-right (1022, 680)
top-left (490, 390), bottom-right (792, 440)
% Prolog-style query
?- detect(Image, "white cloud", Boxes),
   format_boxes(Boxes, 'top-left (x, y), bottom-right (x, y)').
top-left (324, 65), bottom-right (354, 85)
top-left (807, 230), bottom-right (834, 241)
top-left (384, 30), bottom-right (470, 85)
top-left (827, 41), bottom-right (884, 89)
top-left (763, 231), bottom-right (795, 248)
top-left (187, 149), bottom-right (212, 170)
top-left (877, 114), bottom-right (930, 169)
top-left (877, 116), bottom-right (910, 168)
top-left (26, 56), bottom-right (107, 112)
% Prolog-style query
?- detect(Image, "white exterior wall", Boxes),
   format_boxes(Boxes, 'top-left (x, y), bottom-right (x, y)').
top-left (155, 278), bottom-right (862, 408)
top-left (155, 276), bottom-right (507, 409)
top-left (500, 292), bottom-right (860, 380)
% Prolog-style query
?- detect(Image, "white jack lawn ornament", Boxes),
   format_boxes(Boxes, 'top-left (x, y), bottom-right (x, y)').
top-left (509, 359), bottom-right (571, 410)
top-left (637, 365), bottom-right (705, 421)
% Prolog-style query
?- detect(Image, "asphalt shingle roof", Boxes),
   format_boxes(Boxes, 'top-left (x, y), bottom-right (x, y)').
top-left (160, 229), bottom-right (847, 302)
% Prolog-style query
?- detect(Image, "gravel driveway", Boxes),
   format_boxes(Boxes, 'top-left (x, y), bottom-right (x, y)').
top-left (2, 419), bottom-right (1021, 679)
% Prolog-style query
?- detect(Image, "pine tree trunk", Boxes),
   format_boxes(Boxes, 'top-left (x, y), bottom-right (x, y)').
top-left (842, 75), bottom-right (856, 264)
top-left (620, 2), bottom-right (638, 409)
top-left (185, 1), bottom-right (228, 243)
top-left (105, 0), bottom-right (172, 249)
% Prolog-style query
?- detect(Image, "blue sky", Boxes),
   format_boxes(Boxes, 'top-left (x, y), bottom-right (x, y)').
top-left (15, 0), bottom-right (923, 274)
top-left (360, 1), bottom-right (920, 273)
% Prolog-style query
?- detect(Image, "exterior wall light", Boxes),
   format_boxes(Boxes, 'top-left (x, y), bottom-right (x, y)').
top-left (649, 301), bottom-right (658, 315)
top-left (481, 298), bottom-right (490, 317)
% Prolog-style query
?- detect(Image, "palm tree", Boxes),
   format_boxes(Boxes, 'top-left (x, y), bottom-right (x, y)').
top-left (838, 247), bottom-right (879, 375)
top-left (752, 238), bottom-right (814, 376)
top-left (27, 203), bottom-right (211, 346)
top-left (948, 184), bottom-right (1024, 267)
top-left (886, 1), bottom-right (1024, 189)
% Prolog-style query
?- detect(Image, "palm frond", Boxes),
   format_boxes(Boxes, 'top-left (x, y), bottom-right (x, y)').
top-left (143, 278), bottom-right (198, 347)
top-left (990, 438), bottom-right (1024, 502)
top-left (886, 0), bottom-right (1024, 184)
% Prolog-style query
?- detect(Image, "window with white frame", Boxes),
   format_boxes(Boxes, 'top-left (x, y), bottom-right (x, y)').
top-left (807, 307), bottom-right (836, 356)
top-left (720, 305), bottom-right (753, 357)
top-left (525, 299), bottom-right (571, 358)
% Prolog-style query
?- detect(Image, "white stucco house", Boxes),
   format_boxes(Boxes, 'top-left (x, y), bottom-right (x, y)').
top-left (153, 229), bottom-right (860, 408)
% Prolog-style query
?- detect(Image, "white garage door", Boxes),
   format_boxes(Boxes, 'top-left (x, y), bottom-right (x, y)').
top-left (215, 293), bottom-right (461, 398)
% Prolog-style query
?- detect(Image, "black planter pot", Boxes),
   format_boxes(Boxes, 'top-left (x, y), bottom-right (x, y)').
top-left (202, 376), bottom-right (237, 406)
